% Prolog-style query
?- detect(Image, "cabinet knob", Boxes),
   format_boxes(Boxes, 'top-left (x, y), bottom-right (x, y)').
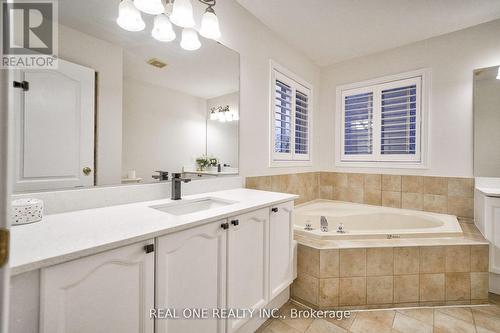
top-left (231, 219), bottom-right (239, 226)
top-left (271, 207), bottom-right (279, 213)
top-left (82, 167), bottom-right (92, 176)
top-left (221, 222), bottom-right (229, 230)
top-left (144, 244), bottom-right (155, 253)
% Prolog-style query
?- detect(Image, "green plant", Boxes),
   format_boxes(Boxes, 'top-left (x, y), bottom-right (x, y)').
top-left (196, 156), bottom-right (218, 169)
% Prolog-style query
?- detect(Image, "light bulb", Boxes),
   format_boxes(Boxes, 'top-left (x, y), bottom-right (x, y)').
top-left (152, 14), bottom-right (176, 42)
top-left (170, 0), bottom-right (195, 28)
top-left (225, 111), bottom-right (233, 122)
top-left (232, 111), bottom-right (239, 121)
top-left (217, 111), bottom-right (225, 122)
top-left (497, 66), bottom-right (500, 80)
top-left (180, 28), bottom-right (201, 51)
top-left (134, 0), bottom-right (165, 15)
top-left (117, 0), bottom-right (145, 32)
top-left (199, 7), bottom-right (221, 40)
top-left (209, 110), bottom-right (217, 120)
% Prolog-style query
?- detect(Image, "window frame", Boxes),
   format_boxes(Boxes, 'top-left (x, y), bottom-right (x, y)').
top-left (335, 69), bottom-right (430, 169)
top-left (270, 60), bottom-right (313, 167)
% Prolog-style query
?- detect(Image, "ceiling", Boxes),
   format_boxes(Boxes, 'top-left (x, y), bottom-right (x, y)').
top-left (236, 0), bottom-right (500, 66)
top-left (59, 0), bottom-right (239, 99)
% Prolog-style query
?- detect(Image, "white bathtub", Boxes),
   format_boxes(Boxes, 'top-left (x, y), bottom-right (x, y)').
top-left (293, 200), bottom-right (463, 240)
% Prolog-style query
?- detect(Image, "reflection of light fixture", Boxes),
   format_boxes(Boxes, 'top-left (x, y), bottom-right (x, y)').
top-left (199, 6), bottom-right (221, 40)
top-left (210, 105), bottom-right (238, 123)
top-left (170, 0), bottom-right (195, 28)
top-left (116, 0), bottom-right (222, 51)
top-left (117, 0), bottom-right (145, 32)
top-left (134, 0), bottom-right (165, 15)
top-left (152, 14), bottom-right (176, 42)
top-left (180, 28), bottom-right (201, 50)
top-left (497, 66), bottom-right (500, 80)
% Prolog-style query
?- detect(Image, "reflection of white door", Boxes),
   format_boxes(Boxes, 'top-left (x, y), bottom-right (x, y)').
top-left (13, 59), bottom-right (95, 192)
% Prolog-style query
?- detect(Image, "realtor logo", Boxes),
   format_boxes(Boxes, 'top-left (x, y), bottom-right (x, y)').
top-left (1, 0), bottom-right (58, 68)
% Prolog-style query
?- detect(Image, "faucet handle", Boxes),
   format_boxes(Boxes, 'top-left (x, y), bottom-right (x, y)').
top-left (152, 171), bottom-right (169, 181)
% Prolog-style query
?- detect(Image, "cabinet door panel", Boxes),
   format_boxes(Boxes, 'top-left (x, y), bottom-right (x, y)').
top-left (156, 220), bottom-right (226, 333)
top-left (227, 208), bottom-right (269, 333)
top-left (269, 201), bottom-right (294, 299)
top-left (40, 241), bottom-right (154, 333)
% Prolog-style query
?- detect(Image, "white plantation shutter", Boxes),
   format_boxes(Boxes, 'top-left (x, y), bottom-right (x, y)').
top-left (340, 75), bottom-right (422, 163)
top-left (272, 68), bottom-right (312, 163)
top-left (274, 79), bottom-right (292, 155)
top-left (343, 91), bottom-right (373, 156)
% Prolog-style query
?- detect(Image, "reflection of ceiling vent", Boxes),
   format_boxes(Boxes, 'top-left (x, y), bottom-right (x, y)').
top-left (147, 58), bottom-right (167, 69)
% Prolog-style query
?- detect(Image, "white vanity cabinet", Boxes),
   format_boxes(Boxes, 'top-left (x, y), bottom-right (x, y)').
top-left (269, 202), bottom-right (294, 299)
top-left (156, 219), bottom-right (227, 333)
top-left (39, 240), bottom-right (155, 333)
top-left (14, 198), bottom-right (295, 333)
top-left (226, 208), bottom-right (269, 333)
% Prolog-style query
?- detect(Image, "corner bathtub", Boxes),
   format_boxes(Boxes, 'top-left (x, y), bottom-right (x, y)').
top-left (293, 200), bottom-right (463, 240)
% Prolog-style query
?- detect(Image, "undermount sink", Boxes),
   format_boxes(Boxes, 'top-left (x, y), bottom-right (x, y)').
top-left (150, 197), bottom-right (237, 216)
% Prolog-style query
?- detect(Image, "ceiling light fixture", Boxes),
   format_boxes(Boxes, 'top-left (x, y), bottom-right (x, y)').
top-left (152, 14), bottom-right (176, 42)
top-left (116, 0), bottom-right (222, 51)
top-left (117, 0), bottom-right (145, 32)
top-left (134, 0), bottom-right (165, 15)
top-left (199, 4), bottom-right (221, 40)
top-left (209, 105), bottom-right (238, 123)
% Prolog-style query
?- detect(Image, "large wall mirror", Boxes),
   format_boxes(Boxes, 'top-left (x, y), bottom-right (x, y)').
top-left (12, 0), bottom-right (239, 193)
top-left (474, 66), bottom-right (500, 177)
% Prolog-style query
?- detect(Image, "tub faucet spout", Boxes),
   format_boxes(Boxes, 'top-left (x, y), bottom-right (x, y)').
top-left (320, 216), bottom-right (328, 232)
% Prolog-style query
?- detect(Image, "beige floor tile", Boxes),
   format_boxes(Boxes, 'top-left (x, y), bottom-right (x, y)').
top-left (324, 312), bottom-right (356, 330)
top-left (349, 310), bottom-right (395, 333)
top-left (472, 308), bottom-right (500, 333)
top-left (433, 311), bottom-right (476, 333)
top-left (260, 319), bottom-right (303, 333)
top-left (395, 308), bottom-right (433, 325)
top-left (436, 307), bottom-right (474, 324)
top-left (472, 304), bottom-right (500, 317)
top-left (278, 302), bottom-right (314, 332)
top-left (392, 312), bottom-right (432, 333)
top-left (304, 319), bottom-right (347, 333)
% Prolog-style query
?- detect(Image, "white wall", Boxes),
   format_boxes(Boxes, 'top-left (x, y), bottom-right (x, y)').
top-left (207, 92), bottom-right (239, 167)
top-left (58, 25), bottom-right (123, 186)
top-left (319, 19), bottom-right (500, 177)
top-left (214, 1), bottom-right (321, 177)
top-left (122, 78), bottom-right (207, 182)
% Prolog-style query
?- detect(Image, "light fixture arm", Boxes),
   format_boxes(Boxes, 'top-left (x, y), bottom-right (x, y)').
top-left (199, 0), bottom-right (216, 7)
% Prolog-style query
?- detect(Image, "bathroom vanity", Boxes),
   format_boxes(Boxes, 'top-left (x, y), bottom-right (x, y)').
top-left (9, 188), bottom-right (297, 333)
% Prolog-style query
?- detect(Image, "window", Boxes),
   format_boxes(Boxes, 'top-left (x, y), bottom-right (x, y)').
top-left (336, 70), bottom-right (429, 167)
top-left (271, 62), bottom-right (312, 165)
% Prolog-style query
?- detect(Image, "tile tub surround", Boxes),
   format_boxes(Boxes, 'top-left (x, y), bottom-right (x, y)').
top-left (245, 172), bottom-right (474, 221)
top-left (291, 244), bottom-right (489, 310)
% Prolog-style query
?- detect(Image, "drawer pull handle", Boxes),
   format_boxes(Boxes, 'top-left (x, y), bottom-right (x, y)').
top-left (271, 207), bottom-right (279, 213)
top-left (221, 223), bottom-right (229, 230)
top-left (231, 219), bottom-right (239, 226)
top-left (144, 244), bottom-right (155, 253)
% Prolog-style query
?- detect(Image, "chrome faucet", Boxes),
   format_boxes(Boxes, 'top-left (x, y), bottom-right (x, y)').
top-left (320, 216), bottom-right (328, 232)
top-left (171, 173), bottom-right (191, 200)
